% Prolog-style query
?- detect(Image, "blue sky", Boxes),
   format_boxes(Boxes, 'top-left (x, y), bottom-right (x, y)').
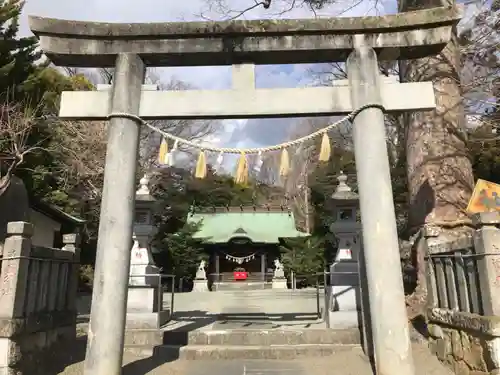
top-left (19, 0), bottom-right (484, 154)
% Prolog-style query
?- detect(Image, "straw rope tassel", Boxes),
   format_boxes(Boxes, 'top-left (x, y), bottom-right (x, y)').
top-left (319, 132), bottom-right (331, 162)
top-left (195, 150), bottom-right (207, 179)
top-left (279, 148), bottom-right (290, 177)
top-left (235, 152), bottom-right (248, 185)
top-left (158, 137), bottom-right (168, 165)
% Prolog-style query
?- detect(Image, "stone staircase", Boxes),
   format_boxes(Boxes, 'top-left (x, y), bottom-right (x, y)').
top-left (214, 281), bottom-right (272, 291)
top-left (124, 327), bottom-right (362, 360)
top-left (114, 288), bottom-right (455, 374)
top-left (76, 288), bottom-right (454, 374)
top-left (213, 272), bottom-right (273, 291)
top-left (122, 288), bottom-right (344, 359)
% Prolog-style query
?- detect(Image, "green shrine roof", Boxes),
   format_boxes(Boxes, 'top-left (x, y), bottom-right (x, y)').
top-left (186, 206), bottom-right (309, 244)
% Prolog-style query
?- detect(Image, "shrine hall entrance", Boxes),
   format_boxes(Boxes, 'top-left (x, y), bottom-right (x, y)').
top-left (207, 241), bottom-right (277, 289)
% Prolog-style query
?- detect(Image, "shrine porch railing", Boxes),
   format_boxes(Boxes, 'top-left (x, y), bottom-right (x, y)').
top-left (426, 243), bottom-right (483, 315)
top-left (0, 221), bottom-right (80, 375)
top-left (424, 212), bottom-right (500, 375)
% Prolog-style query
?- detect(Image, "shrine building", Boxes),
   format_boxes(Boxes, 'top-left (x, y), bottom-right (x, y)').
top-left (186, 205), bottom-right (308, 290)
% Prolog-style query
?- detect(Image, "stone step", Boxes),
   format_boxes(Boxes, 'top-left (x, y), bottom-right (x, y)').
top-left (126, 343), bottom-right (363, 360)
top-left (215, 282), bottom-right (272, 291)
top-left (167, 328), bottom-right (360, 346)
top-left (125, 329), bottom-right (164, 347)
top-left (210, 292), bottom-right (321, 299)
top-left (212, 289), bottom-right (322, 295)
top-left (124, 328), bottom-right (360, 347)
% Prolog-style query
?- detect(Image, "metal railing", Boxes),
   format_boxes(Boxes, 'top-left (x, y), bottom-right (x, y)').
top-left (291, 271), bottom-right (323, 319)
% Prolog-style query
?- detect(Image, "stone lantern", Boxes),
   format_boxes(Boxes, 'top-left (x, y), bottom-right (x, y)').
top-left (126, 174), bottom-right (168, 329)
top-left (329, 172), bottom-right (361, 265)
top-left (129, 174), bottom-right (160, 286)
top-left (326, 172), bottom-right (362, 329)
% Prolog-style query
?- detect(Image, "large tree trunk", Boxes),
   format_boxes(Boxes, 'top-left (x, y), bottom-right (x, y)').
top-left (400, 0), bottom-right (475, 239)
top-left (399, 0), bottom-right (475, 318)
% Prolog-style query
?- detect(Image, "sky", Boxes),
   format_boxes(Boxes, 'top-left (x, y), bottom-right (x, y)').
top-left (19, 0), bottom-right (484, 156)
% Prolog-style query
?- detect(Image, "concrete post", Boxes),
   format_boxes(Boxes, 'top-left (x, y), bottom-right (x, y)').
top-left (0, 222), bottom-right (33, 318)
top-left (62, 233), bottom-right (81, 314)
top-left (0, 223), bottom-right (33, 375)
top-left (473, 212), bottom-right (500, 316)
top-left (83, 53), bottom-right (145, 375)
top-left (347, 46), bottom-right (415, 375)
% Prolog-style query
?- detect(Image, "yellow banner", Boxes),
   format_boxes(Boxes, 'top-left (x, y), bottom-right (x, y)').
top-left (466, 179), bottom-right (500, 214)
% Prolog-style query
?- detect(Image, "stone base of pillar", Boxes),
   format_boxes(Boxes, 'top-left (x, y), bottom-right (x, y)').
top-left (192, 279), bottom-right (209, 292)
top-left (126, 286), bottom-right (170, 329)
top-left (325, 284), bottom-right (362, 329)
top-left (126, 311), bottom-right (171, 329)
top-left (129, 264), bottom-right (160, 286)
top-left (326, 309), bottom-right (361, 329)
top-left (272, 278), bottom-right (287, 289)
top-left (330, 285), bottom-right (360, 311)
top-left (326, 260), bottom-right (363, 329)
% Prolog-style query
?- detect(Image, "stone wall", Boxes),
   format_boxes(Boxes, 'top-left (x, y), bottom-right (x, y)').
top-left (428, 309), bottom-right (500, 375)
top-left (425, 212), bottom-right (500, 375)
top-left (0, 222), bottom-right (80, 375)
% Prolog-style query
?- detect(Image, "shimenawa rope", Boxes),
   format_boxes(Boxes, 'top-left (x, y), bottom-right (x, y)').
top-left (107, 103), bottom-right (385, 181)
top-left (107, 103), bottom-right (385, 155)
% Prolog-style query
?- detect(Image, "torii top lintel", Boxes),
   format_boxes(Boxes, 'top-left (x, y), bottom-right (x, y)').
top-left (29, 6), bottom-right (461, 68)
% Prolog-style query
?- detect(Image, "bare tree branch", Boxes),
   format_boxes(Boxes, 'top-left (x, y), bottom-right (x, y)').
top-left (199, 0), bottom-right (383, 20)
top-left (0, 102), bottom-right (52, 195)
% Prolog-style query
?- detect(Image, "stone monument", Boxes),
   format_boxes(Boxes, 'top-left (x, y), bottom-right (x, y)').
top-left (327, 172), bottom-right (362, 329)
top-left (126, 175), bottom-right (169, 328)
top-left (192, 259), bottom-right (209, 292)
top-left (272, 258), bottom-right (287, 289)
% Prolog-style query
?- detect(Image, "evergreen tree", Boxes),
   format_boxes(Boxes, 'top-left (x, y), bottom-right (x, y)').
top-left (0, 0), bottom-right (40, 103)
top-left (154, 222), bottom-right (207, 284)
top-left (280, 236), bottom-right (325, 287)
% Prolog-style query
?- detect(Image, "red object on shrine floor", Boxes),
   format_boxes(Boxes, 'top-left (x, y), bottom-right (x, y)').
top-left (233, 272), bottom-right (248, 280)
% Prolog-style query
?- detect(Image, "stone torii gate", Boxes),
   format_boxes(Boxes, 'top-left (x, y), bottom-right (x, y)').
top-left (29, 6), bottom-right (461, 375)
